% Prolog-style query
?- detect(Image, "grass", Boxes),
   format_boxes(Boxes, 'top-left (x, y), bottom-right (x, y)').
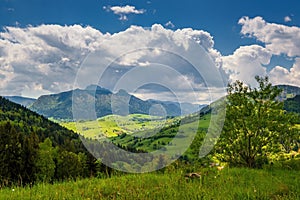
top-left (60, 114), bottom-right (180, 138)
top-left (111, 119), bottom-right (199, 152)
top-left (111, 114), bottom-right (211, 153)
top-left (1, 167), bottom-right (299, 200)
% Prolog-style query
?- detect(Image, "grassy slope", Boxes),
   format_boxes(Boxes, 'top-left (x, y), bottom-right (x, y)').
top-left (1, 168), bottom-right (299, 200)
top-left (110, 114), bottom-right (211, 152)
top-left (60, 114), bottom-right (180, 138)
top-left (60, 113), bottom-right (212, 157)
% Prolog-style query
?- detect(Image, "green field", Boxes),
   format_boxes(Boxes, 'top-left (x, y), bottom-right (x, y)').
top-left (60, 114), bottom-right (180, 138)
top-left (110, 114), bottom-right (211, 153)
top-left (60, 113), bottom-right (212, 158)
top-left (1, 167), bottom-right (299, 200)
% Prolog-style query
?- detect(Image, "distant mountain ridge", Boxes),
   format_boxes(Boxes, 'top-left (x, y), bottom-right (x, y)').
top-left (7, 84), bottom-right (299, 120)
top-left (29, 85), bottom-right (202, 120)
top-left (4, 96), bottom-right (36, 107)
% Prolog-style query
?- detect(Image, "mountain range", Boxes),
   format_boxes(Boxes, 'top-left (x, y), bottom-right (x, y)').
top-left (3, 84), bottom-right (300, 121)
top-left (29, 85), bottom-right (203, 120)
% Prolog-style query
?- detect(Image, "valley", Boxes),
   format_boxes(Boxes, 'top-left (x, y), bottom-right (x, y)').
top-left (0, 82), bottom-right (299, 199)
top-left (2, 3), bottom-right (300, 198)
top-left (60, 114), bottom-right (181, 138)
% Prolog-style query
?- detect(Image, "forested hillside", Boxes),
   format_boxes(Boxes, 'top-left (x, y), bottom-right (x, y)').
top-left (0, 96), bottom-right (174, 186)
top-left (4, 96), bottom-right (36, 107)
top-left (277, 85), bottom-right (300, 96)
top-left (0, 96), bottom-right (100, 186)
top-left (284, 95), bottom-right (300, 115)
top-left (29, 85), bottom-right (200, 120)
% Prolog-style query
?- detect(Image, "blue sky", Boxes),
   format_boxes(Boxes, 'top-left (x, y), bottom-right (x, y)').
top-left (2, 0), bottom-right (299, 54)
top-left (1, 0), bottom-right (300, 103)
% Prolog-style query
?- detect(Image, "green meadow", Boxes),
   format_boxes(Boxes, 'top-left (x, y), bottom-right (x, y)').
top-left (60, 114), bottom-right (180, 138)
top-left (110, 114), bottom-right (211, 153)
top-left (1, 167), bottom-right (299, 200)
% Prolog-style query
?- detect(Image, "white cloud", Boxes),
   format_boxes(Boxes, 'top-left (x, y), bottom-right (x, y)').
top-left (3, 17), bottom-right (300, 101)
top-left (165, 21), bottom-right (175, 28)
top-left (239, 16), bottom-right (300, 57)
top-left (0, 24), bottom-right (225, 103)
top-left (104, 5), bottom-right (145, 21)
top-left (237, 16), bottom-right (300, 86)
top-left (284, 16), bottom-right (292, 22)
top-left (269, 58), bottom-right (300, 86)
top-left (0, 24), bottom-right (108, 97)
top-left (222, 45), bottom-right (271, 86)
top-left (109, 5), bottom-right (145, 15)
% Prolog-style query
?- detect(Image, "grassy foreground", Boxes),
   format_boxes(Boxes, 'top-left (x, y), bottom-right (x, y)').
top-left (1, 168), bottom-right (299, 200)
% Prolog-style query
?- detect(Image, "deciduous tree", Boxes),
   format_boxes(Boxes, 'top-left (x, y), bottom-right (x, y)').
top-left (216, 76), bottom-right (298, 168)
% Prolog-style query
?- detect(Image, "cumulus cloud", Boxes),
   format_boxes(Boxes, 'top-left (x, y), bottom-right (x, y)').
top-left (103, 5), bottom-right (145, 21)
top-left (109, 5), bottom-right (145, 15)
top-left (239, 16), bottom-right (300, 57)
top-left (0, 24), bottom-right (108, 97)
top-left (269, 58), bottom-right (300, 86)
top-left (236, 16), bottom-right (300, 86)
top-left (222, 45), bottom-right (271, 86)
top-left (0, 24), bottom-right (225, 103)
top-left (3, 16), bottom-right (300, 101)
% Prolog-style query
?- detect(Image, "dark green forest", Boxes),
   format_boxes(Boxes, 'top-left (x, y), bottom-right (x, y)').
top-left (0, 96), bottom-right (177, 186)
top-left (0, 96), bottom-right (104, 186)
top-left (284, 95), bottom-right (300, 116)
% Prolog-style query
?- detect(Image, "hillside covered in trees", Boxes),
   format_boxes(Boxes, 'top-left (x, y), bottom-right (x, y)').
top-left (0, 96), bottom-right (173, 186)
top-left (29, 85), bottom-right (200, 120)
top-left (284, 95), bottom-right (300, 115)
top-left (0, 96), bottom-right (101, 186)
